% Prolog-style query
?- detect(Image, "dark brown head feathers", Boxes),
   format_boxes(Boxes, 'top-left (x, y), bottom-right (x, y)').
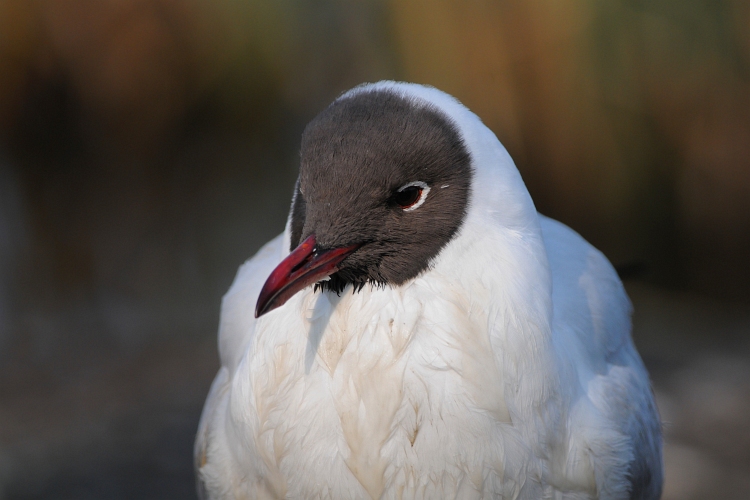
top-left (290, 88), bottom-right (472, 292)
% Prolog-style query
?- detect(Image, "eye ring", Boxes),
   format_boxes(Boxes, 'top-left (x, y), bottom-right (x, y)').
top-left (394, 181), bottom-right (430, 211)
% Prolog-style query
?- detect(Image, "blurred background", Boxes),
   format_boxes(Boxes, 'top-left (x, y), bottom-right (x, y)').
top-left (0, 0), bottom-right (748, 498)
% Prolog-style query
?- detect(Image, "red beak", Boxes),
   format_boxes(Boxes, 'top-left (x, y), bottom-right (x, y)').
top-left (255, 234), bottom-right (361, 318)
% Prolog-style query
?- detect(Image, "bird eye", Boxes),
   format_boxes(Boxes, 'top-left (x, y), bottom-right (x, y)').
top-left (395, 186), bottom-right (421, 208)
top-left (393, 181), bottom-right (430, 211)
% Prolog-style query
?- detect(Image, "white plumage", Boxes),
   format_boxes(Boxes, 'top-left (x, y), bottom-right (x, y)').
top-left (195, 82), bottom-right (662, 499)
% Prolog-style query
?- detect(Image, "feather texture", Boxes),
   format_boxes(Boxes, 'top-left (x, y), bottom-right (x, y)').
top-left (195, 82), bottom-right (663, 500)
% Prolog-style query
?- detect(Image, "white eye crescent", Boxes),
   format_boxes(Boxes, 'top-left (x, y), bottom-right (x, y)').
top-left (395, 181), bottom-right (430, 211)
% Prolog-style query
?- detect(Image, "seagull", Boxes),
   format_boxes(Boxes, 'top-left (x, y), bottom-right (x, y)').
top-left (194, 81), bottom-right (663, 499)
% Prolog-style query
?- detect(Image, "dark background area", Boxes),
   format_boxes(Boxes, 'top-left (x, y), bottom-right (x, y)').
top-left (0, 1), bottom-right (748, 498)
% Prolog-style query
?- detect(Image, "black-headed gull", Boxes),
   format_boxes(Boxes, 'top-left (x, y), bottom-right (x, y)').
top-left (195, 82), bottom-right (663, 499)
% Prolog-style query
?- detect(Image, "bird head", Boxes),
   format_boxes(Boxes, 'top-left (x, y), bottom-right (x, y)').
top-left (255, 86), bottom-right (473, 317)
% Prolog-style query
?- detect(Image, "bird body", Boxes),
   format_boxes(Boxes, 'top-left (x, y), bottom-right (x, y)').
top-left (195, 82), bottom-right (662, 499)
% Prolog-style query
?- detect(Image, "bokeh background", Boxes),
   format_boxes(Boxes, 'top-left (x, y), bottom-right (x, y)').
top-left (0, 1), bottom-right (748, 498)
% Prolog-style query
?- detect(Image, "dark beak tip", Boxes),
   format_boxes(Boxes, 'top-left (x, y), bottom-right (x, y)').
top-left (254, 299), bottom-right (275, 318)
